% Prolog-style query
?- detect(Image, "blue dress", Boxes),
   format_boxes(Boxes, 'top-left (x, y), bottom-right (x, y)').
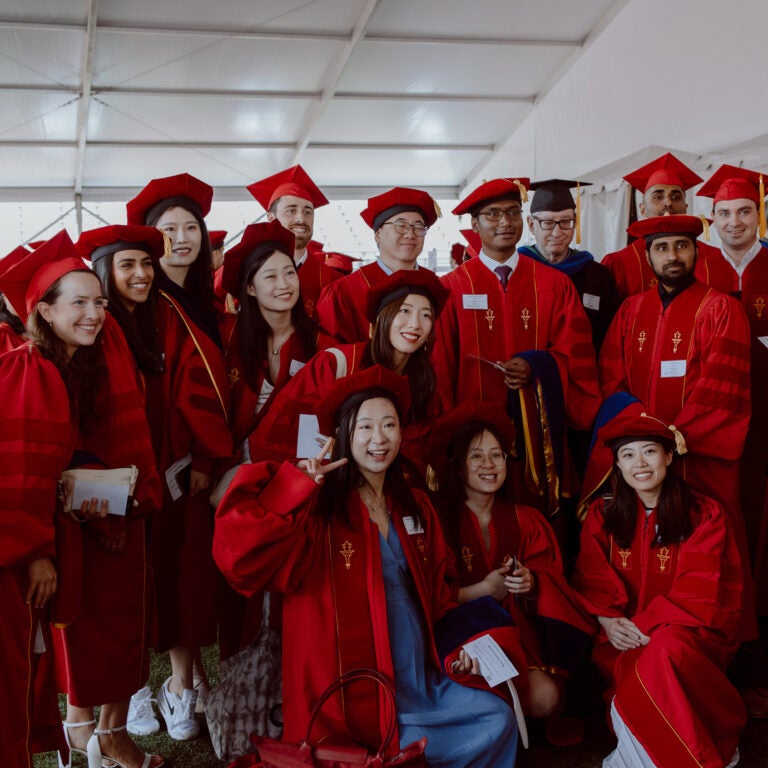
top-left (380, 526), bottom-right (518, 767)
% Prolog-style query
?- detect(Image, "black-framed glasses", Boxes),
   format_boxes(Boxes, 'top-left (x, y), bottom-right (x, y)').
top-left (531, 216), bottom-right (576, 231)
top-left (381, 220), bottom-right (429, 237)
top-left (477, 207), bottom-right (522, 223)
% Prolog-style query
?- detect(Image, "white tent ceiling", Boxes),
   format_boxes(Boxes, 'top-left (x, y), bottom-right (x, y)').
top-left (1, 0), bottom-right (767, 228)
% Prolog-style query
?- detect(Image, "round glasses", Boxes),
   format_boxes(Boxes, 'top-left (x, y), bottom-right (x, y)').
top-left (477, 207), bottom-right (522, 222)
top-left (381, 220), bottom-right (429, 237)
top-left (467, 450), bottom-right (507, 466)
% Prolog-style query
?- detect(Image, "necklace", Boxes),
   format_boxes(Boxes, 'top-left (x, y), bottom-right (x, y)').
top-left (271, 345), bottom-right (281, 356)
top-left (360, 485), bottom-right (387, 519)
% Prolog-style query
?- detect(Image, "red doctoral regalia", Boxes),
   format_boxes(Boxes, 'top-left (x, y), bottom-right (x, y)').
top-left (0, 344), bottom-right (74, 765)
top-left (297, 250), bottom-right (342, 322)
top-left (213, 462), bottom-right (458, 755)
top-left (450, 500), bottom-right (594, 709)
top-left (433, 255), bottom-right (601, 431)
top-left (315, 262), bottom-right (391, 343)
top-left (573, 494), bottom-right (745, 768)
top-left (144, 290), bottom-right (235, 650)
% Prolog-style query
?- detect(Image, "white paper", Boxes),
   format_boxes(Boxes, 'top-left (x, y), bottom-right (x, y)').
top-left (71, 478), bottom-right (131, 517)
top-left (462, 294), bottom-right (488, 310)
top-left (289, 359), bottom-right (305, 377)
top-left (403, 516), bottom-right (425, 535)
top-left (462, 633), bottom-right (519, 688)
top-left (165, 453), bottom-right (192, 502)
top-left (660, 359), bottom-right (686, 378)
top-left (759, 335), bottom-right (768, 350)
top-left (582, 292), bottom-right (600, 311)
top-left (297, 414), bottom-right (329, 459)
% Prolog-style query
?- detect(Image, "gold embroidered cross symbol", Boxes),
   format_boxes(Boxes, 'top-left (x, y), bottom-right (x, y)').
top-left (228, 367), bottom-right (240, 386)
top-left (485, 309), bottom-right (495, 330)
top-left (637, 331), bottom-right (647, 352)
top-left (671, 331), bottom-right (682, 353)
top-left (618, 548), bottom-right (632, 569)
top-left (657, 546), bottom-right (671, 572)
top-left (461, 546), bottom-right (474, 572)
top-left (521, 308), bottom-right (531, 330)
top-left (755, 297), bottom-right (766, 319)
top-left (340, 540), bottom-right (355, 570)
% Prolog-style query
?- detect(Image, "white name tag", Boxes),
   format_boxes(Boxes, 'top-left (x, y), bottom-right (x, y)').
top-left (403, 516), bottom-right (425, 535)
top-left (463, 294), bottom-right (488, 310)
top-left (660, 360), bottom-right (687, 378)
top-left (759, 335), bottom-right (768, 350)
top-left (583, 293), bottom-right (600, 311)
top-left (289, 359), bottom-right (305, 377)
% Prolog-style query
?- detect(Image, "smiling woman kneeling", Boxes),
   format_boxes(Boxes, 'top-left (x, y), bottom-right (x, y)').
top-left (572, 413), bottom-right (745, 768)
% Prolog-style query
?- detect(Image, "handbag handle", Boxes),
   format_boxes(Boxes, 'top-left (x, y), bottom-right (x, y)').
top-left (302, 668), bottom-right (397, 759)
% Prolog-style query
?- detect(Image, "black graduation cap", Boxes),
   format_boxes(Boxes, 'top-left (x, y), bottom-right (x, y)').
top-left (529, 179), bottom-right (592, 213)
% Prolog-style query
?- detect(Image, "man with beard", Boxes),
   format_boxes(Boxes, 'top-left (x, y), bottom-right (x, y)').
top-left (602, 153), bottom-right (730, 299)
top-left (247, 165), bottom-right (340, 320)
top-left (599, 214), bottom-right (756, 643)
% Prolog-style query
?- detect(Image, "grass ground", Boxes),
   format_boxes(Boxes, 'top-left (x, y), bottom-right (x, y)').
top-left (34, 642), bottom-right (768, 768)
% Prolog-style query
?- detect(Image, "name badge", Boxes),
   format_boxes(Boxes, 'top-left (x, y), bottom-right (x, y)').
top-left (660, 360), bottom-right (686, 378)
top-left (583, 293), bottom-right (600, 311)
top-left (759, 335), bottom-right (768, 350)
top-left (289, 359), bottom-right (305, 376)
top-left (463, 294), bottom-right (488, 310)
top-left (403, 516), bottom-right (425, 535)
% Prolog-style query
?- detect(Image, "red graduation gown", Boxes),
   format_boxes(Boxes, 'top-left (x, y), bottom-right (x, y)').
top-left (450, 500), bottom-right (593, 706)
top-left (315, 262), bottom-right (390, 343)
top-left (145, 291), bottom-right (235, 650)
top-left (53, 316), bottom-right (163, 705)
top-left (0, 344), bottom-right (73, 765)
top-left (703, 246), bottom-right (768, 610)
top-left (602, 239), bottom-right (733, 300)
top-left (246, 341), bottom-right (444, 477)
top-left (297, 251), bottom-right (342, 322)
top-left (573, 494), bottom-right (745, 768)
top-left (432, 255), bottom-right (601, 431)
top-left (0, 321), bottom-right (25, 354)
top-left (220, 313), bottom-right (334, 447)
top-left (598, 281), bottom-right (751, 510)
top-left (213, 461), bottom-right (458, 753)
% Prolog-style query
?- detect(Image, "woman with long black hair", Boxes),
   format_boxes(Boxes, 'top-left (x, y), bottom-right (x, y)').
top-left (573, 412), bottom-right (745, 768)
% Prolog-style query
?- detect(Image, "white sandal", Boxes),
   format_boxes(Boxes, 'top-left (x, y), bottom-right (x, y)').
top-left (58, 719), bottom-right (96, 768)
top-left (86, 725), bottom-right (164, 768)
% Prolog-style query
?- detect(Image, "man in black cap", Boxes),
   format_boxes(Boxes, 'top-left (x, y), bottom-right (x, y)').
top-left (519, 179), bottom-right (619, 352)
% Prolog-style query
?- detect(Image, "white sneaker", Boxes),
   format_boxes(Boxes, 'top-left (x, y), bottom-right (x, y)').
top-left (127, 686), bottom-right (160, 736)
top-left (156, 676), bottom-right (199, 740)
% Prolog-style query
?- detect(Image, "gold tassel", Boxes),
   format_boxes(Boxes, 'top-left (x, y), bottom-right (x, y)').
top-left (512, 179), bottom-right (528, 203)
top-left (433, 199), bottom-right (442, 220)
top-left (760, 174), bottom-right (766, 240)
top-left (640, 412), bottom-right (688, 455)
top-left (576, 181), bottom-right (582, 245)
top-left (162, 232), bottom-right (173, 260)
top-left (425, 464), bottom-right (439, 493)
top-left (699, 215), bottom-right (710, 242)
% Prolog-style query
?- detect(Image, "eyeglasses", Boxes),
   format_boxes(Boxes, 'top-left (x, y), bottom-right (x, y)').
top-left (381, 220), bottom-right (429, 237)
top-left (477, 207), bottom-right (522, 223)
top-left (531, 216), bottom-right (576, 231)
top-left (467, 450), bottom-right (507, 466)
